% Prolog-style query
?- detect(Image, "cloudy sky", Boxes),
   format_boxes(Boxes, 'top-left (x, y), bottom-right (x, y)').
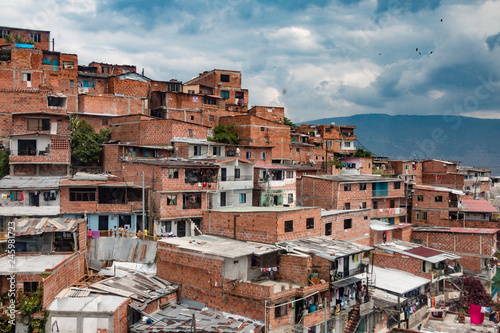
top-left (3, 0), bottom-right (500, 122)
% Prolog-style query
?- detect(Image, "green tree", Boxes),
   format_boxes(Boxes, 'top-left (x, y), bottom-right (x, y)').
top-left (354, 148), bottom-right (372, 158)
top-left (208, 124), bottom-right (239, 145)
top-left (0, 150), bottom-right (9, 179)
top-left (71, 117), bottom-right (111, 165)
top-left (284, 116), bottom-right (296, 128)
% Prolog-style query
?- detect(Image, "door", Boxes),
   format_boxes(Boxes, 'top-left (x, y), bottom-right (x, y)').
top-left (344, 256), bottom-right (350, 277)
top-left (295, 299), bottom-right (305, 324)
top-left (390, 200), bottom-right (395, 208)
top-left (98, 216), bottom-right (108, 230)
top-left (29, 192), bottom-right (39, 207)
top-left (221, 168), bottom-right (227, 181)
top-left (177, 220), bottom-right (186, 237)
top-left (220, 192), bottom-right (226, 207)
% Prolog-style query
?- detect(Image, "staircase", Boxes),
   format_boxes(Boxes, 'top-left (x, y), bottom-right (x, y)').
top-left (344, 303), bottom-right (361, 333)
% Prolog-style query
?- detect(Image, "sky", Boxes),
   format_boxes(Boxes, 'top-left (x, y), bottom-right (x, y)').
top-left (3, 0), bottom-right (500, 122)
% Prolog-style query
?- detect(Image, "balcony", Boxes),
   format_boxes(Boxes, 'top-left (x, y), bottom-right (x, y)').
top-left (372, 207), bottom-right (407, 218)
top-left (220, 175), bottom-right (253, 191)
top-left (372, 189), bottom-right (389, 197)
top-left (432, 264), bottom-right (463, 282)
top-left (9, 149), bottom-right (70, 164)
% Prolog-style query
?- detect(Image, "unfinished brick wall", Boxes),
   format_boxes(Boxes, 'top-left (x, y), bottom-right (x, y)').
top-left (411, 230), bottom-right (497, 273)
top-left (321, 210), bottom-right (371, 245)
top-left (202, 208), bottom-right (322, 244)
top-left (113, 298), bottom-right (129, 333)
top-left (248, 106), bottom-right (285, 124)
top-left (108, 75), bottom-right (148, 98)
top-left (373, 251), bottom-right (431, 280)
top-left (42, 251), bottom-right (86, 309)
top-left (277, 254), bottom-right (312, 286)
top-left (0, 28), bottom-right (51, 50)
top-left (78, 94), bottom-right (144, 116)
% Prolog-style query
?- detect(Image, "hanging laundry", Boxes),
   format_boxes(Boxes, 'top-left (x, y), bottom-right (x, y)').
top-left (87, 230), bottom-right (92, 237)
top-left (20, 192), bottom-right (24, 201)
top-left (470, 304), bottom-right (484, 324)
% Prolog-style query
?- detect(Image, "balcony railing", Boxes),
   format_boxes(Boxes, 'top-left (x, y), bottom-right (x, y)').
top-left (221, 176), bottom-right (252, 182)
top-left (372, 207), bottom-right (407, 217)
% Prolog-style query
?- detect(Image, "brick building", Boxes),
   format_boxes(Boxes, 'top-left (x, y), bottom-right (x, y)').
top-left (299, 175), bottom-right (407, 224)
top-left (373, 240), bottom-right (462, 291)
top-left (0, 26), bottom-right (51, 51)
top-left (421, 159), bottom-right (464, 190)
top-left (321, 208), bottom-right (372, 245)
top-left (370, 220), bottom-right (412, 246)
top-left (184, 69), bottom-right (248, 112)
top-left (157, 234), bottom-right (373, 332)
top-left (411, 226), bottom-right (500, 277)
top-left (458, 166), bottom-right (492, 200)
top-left (219, 114), bottom-right (292, 161)
top-left (386, 159), bottom-right (423, 184)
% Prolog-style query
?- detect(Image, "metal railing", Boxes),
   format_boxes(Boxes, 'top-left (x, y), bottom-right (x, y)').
top-left (92, 230), bottom-right (158, 241)
top-left (221, 176), bottom-right (252, 182)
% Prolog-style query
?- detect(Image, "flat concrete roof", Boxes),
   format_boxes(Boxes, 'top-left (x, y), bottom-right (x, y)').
top-left (322, 208), bottom-right (370, 216)
top-left (159, 235), bottom-right (278, 259)
top-left (0, 254), bottom-right (71, 274)
top-left (208, 206), bottom-right (318, 213)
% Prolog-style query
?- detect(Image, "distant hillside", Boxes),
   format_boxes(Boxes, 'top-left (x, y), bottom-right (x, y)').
top-left (301, 114), bottom-right (500, 176)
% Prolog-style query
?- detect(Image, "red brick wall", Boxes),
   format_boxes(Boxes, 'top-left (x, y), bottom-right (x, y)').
top-left (411, 230), bottom-right (497, 273)
top-left (248, 106), bottom-right (285, 124)
top-left (202, 208), bottom-right (322, 244)
top-left (321, 210), bottom-right (371, 245)
top-left (373, 250), bottom-right (431, 280)
top-left (113, 298), bottom-right (129, 333)
top-left (277, 254), bottom-right (312, 286)
top-left (42, 251), bottom-right (86, 309)
top-left (78, 94), bottom-right (144, 116)
top-left (0, 28), bottom-right (51, 50)
top-left (108, 76), bottom-right (148, 98)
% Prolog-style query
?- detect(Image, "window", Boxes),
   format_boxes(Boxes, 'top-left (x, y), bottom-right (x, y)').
top-left (288, 193), bottom-right (294, 204)
top-left (344, 219), bottom-right (352, 230)
top-left (246, 151), bottom-right (251, 159)
top-left (23, 281), bottom-right (39, 293)
top-left (27, 118), bottom-right (50, 131)
top-left (417, 195), bottom-right (424, 201)
top-left (220, 90), bottom-right (229, 99)
top-left (193, 146), bottom-right (201, 156)
top-left (286, 171), bottom-right (294, 178)
top-left (47, 96), bottom-right (67, 108)
top-left (235, 91), bottom-right (244, 99)
top-left (63, 61), bottom-right (74, 69)
top-left (361, 202), bottom-right (367, 209)
top-left (235, 168), bottom-right (241, 179)
top-left (188, 129), bottom-right (194, 137)
top-left (326, 140), bottom-right (332, 147)
top-left (373, 201), bottom-right (378, 209)
top-left (213, 146), bottom-right (221, 156)
top-left (306, 218), bottom-right (314, 229)
top-left (183, 193), bottom-right (201, 209)
top-left (190, 115), bottom-right (195, 121)
top-left (359, 183), bottom-right (366, 191)
top-left (30, 33), bottom-right (41, 43)
top-left (69, 79), bottom-right (75, 90)
top-left (239, 193), bottom-right (246, 203)
top-left (325, 222), bottom-right (332, 236)
top-left (284, 220), bottom-right (293, 233)
top-left (275, 305), bottom-right (287, 318)
top-left (220, 74), bottom-right (230, 82)
top-left (435, 196), bottom-right (443, 202)
top-left (394, 182), bottom-right (401, 190)
top-left (416, 212), bottom-right (428, 221)
top-left (69, 188), bottom-right (96, 201)
top-left (209, 115), bottom-right (215, 122)
top-left (10, 191), bottom-right (22, 201)
top-left (261, 152), bottom-right (266, 161)
top-left (167, 195), bottom-right (177, 206)
top-left (343, 202), bottom-right (351, 210)
top-left (344, 184), bottom-right (351, 191)
top-left (164, 221), bottom-right (172, 233)
top-left (102, 66), bottom-right (110, 74)
top-left (168, 168), bottom-right (179, 179)
top-left (1, 30), bottom-right (10, 38)
top-left (22, 72), bottom-right (31, 82)
top-left (325, 128), bottom-right (331, 132)
top-left (18, 139), bottom-right (36, 156)
top-left (260, 127), bottom-right (265, 132)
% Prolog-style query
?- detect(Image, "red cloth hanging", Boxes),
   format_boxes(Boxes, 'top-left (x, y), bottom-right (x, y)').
top-left (470, 304), bottom-right (484, 324)
top-left (20, 192), bottom-right (24, 201)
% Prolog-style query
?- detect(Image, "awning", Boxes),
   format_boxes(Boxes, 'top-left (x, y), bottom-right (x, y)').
top-left (331, 276), bottom-right (361, 288)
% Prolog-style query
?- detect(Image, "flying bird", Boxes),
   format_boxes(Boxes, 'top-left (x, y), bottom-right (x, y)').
top-left (440, 19), bottom-right (443, 22)
top-left (379, 53), bottom-right (382, 55)
top-left (419, 52), bottom-right (422, 55)
top-left (416, 48), bottom-right (418, 52)
top-left (430, 51), bottom-right (433, 54)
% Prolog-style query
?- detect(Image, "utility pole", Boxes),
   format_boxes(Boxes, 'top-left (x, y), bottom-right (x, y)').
top-left (142, 171), bottom-right (145, 233)
top-left (192, 313), bottom-right (197, 333)
top-left (324, 297), bottom-right (328, 332)
top-left (52, 38), bottom-right (54, 51)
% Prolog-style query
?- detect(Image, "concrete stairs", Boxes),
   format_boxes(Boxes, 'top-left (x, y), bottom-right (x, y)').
top-left (344, 303), bottom-right (361, 333)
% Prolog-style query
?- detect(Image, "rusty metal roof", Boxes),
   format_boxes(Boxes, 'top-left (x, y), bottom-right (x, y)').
top-left (405, 246), bottom-right (442, 258)
top-left (14, 217), bottom-right (83, 236)
top-left (462, 199), bottom-right (498, 213)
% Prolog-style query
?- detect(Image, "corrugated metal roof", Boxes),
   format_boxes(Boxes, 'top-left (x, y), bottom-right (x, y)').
top-left (462, 199), bottom-right (498, 213)
top-left (0, 176), bottom-right (62, 189)
top-left (370, 266), bottom-right (430, 295)
top-left (412, 226), bottom-right (500, 235)
top-left (375, 240), bottom-right (460, 263)
top-left (278, 236), bottom-right (373, 261)
top-left (14, 217), bottom-right (83, 236)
